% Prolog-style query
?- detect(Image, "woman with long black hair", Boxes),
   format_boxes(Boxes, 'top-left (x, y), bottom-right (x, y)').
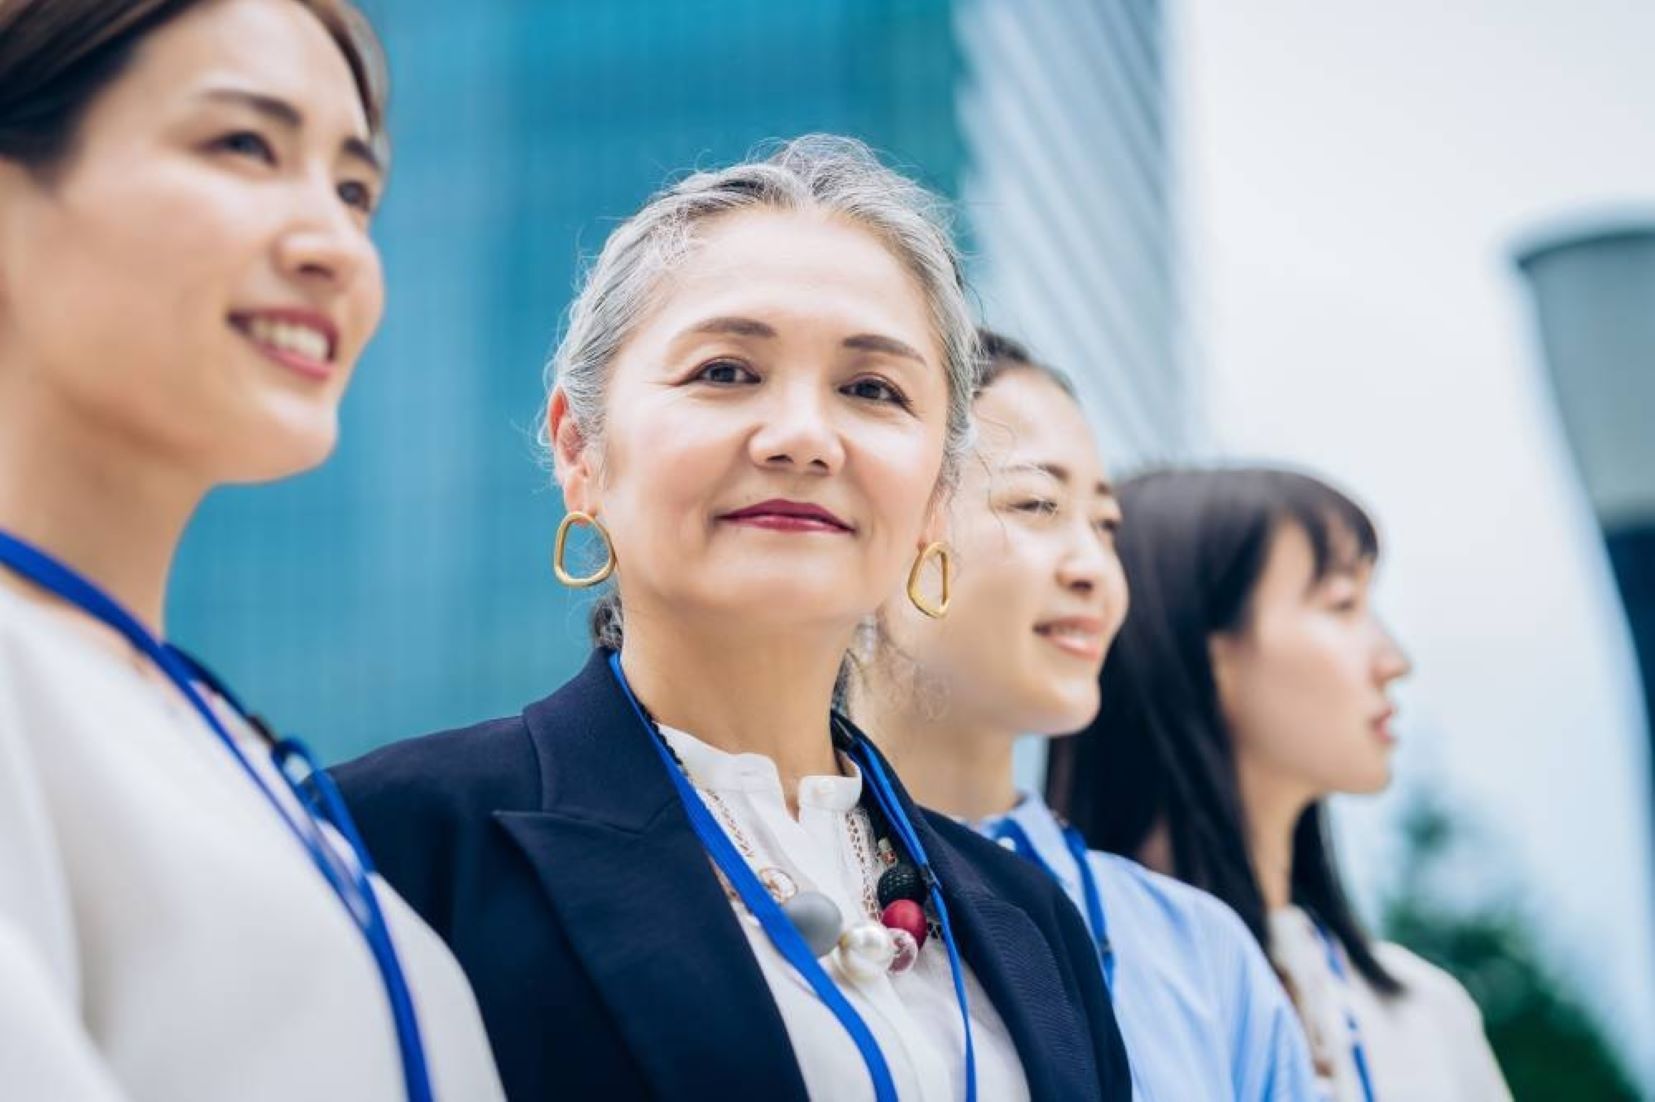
top-left (1047, 468), bottom-right (1508, 1101)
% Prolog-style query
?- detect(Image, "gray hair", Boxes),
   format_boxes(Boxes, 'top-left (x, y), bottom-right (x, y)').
top-left (541, 134), bottom-right (980, 649)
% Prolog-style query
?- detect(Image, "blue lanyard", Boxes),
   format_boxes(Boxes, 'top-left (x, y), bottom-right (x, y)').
top-left (608, 652), bottom-right (978, 1102)
top-left (0, 530), bottom-right (433, 1102)
top-left (986, 818), bottom-right (1115, 990)
top-left (1313, 920), bottom-right (1377, 1102)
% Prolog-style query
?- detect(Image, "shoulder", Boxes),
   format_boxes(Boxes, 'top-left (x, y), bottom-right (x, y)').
top-left (921, 811), bottom-right (1085, 923)
top-left (1372, 941), bottom-right (1488, 1027)
top-left (333, 715), bottom-right (540, 835)
top-left (1089, 851), bottom-right (1253, 943)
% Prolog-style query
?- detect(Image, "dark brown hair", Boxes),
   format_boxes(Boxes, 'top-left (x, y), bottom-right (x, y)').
top-left (975, 326), bottom-right (1078, 399)
top-left (0, 0), bottom-right (386, 175)
top-left (1046, 466), bottom-right (1403, 994)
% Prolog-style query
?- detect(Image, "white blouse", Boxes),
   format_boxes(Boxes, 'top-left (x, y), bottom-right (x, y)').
top-left (0, 583), bottom-right (504, 1101)
top-left (659, 724), bottom-right (1030, 1102)
top-left (1270, 905), bottom-right (1510, 1102)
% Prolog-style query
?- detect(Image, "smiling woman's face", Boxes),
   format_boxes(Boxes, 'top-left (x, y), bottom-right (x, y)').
top-left (881, 368), bottom-right (1127, 736)
top-left (552, 207), bottom-right (951, 637)
top-left (0, 0), bottom-right (384, 483)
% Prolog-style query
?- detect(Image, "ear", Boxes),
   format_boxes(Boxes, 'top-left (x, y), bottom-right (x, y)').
top-left (548, 387), bottom-right (599, 514)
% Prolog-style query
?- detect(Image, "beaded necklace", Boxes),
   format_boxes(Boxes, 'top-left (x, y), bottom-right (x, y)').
top-left (657, 728), bottom-right (935, 981)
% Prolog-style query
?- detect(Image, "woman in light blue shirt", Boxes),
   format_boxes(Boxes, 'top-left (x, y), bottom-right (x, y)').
top-left (848, 329), bottom-right (1318, 1100)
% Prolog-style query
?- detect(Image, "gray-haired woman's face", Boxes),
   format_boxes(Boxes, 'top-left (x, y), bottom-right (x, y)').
top-left (550, 207), bottom-right (951, 638)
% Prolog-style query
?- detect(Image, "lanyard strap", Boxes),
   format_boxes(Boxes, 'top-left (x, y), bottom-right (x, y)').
top-left (1313, 920), bottom-right (1378, 1102)
top-left (609, 652), bottom-right (978, 1102)
top-left (986, 819), bottom-right (1115, 990)
top-left (848, 732), bottom-right (979, 1102)
top-left (0, 530), bottom-right (433, 1102)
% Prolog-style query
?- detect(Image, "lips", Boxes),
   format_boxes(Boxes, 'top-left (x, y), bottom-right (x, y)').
top-left (1033, 616), bottom-right (1109, 661)
top-left (719, 499), bottom-right (855, 533)
top-left (1372, 705), bottom-right (1398, 745)
top-left (230, 307), bottom-right (340, 380)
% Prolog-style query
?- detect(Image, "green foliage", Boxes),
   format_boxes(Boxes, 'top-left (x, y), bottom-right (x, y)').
top-left (1380, 797), bottom-right (1641, 1101)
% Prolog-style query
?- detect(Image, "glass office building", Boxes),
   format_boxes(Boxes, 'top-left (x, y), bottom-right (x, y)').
top-left (169, 0), bottom-right (1182, 760)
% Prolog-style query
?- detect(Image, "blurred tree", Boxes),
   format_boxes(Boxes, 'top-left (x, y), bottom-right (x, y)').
top-left (1380, 794), bottom-right (1640, 1100)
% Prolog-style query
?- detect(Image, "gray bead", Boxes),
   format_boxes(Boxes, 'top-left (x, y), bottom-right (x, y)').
top-left (781, 890), bottom-right (844, 957)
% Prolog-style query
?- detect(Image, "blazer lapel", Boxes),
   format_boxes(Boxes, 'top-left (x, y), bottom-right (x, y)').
top-left (929, 839), bottom-right (1100, 1100)
top-left (496, 651), bottom-right (808, 1101)
top-left (857, 730), bottom-right (1104, 1100)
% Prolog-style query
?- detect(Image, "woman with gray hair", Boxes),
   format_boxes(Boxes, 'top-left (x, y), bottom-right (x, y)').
top-left (333, 136), bottom-right (1131, 1101)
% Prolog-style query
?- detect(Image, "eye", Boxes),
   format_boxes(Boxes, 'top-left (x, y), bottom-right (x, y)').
top-left (693, 358), bottom-right (759, 385)
top-left (1095, 516), bottom-right (1121, 535)
top-left (210, 130), bottom-right (276, 164)
top-left (1012, 498), bottom-right (1059, 517)
top-left (337, 179), bottom-right (377, 215)
top-left (841, 376), bottom-right (910, 406)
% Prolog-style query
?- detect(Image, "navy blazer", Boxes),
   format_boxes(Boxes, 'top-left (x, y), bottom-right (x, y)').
top-left (335, 650), bottom-right (1131, 1101)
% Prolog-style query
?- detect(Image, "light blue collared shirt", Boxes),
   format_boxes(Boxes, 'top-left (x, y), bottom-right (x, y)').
top-left (975, 795), bottom-right (1320, 1101)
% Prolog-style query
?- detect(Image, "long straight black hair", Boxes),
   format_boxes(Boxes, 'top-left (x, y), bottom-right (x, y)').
top-left (1046, 466), bottom-right (1402, 993)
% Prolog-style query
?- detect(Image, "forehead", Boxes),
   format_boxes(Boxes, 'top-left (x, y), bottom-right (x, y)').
top-left (971, 370), bottom-right (1105, 483)
top-left (1259, 519), bottom-right (1372, 597)
top-left (105, 0), bottom-right (369, 139)
top-left (642, 208), bottom-right (938, 351)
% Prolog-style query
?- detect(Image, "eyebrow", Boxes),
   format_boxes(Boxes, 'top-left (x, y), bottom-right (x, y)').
top-left (842, 333), bottom-right (928, 365)
top-left (199, 87), bottom-right (382, 175)
top-left (1005, 461), bottom-right (1115, 498)
top-left (687, 317), bottom-right (927, 364)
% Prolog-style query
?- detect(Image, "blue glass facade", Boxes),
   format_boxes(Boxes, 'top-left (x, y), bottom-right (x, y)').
top-left (170, 0), bottom-right (1174, 763)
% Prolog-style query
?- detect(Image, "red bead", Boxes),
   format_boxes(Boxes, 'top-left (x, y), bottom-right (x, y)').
top-left (880, 900), bottom-right (927, 950)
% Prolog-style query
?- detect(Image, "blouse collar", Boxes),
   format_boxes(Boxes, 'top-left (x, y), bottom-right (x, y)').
top-left (656, 723), bottom-right (864, 813)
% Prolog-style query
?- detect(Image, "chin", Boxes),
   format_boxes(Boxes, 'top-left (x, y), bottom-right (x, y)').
top-left (1022, 685), bottom-right (1100, 738)
top-left (224, 415), bottom-right (339, 484)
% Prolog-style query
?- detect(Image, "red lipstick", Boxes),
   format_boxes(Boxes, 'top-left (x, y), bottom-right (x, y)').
top-left (719, 499), bottom-right (854, 534)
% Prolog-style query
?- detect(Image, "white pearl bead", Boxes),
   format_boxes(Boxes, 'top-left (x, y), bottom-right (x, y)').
top-left (836, 922), bottom-right (895, 983)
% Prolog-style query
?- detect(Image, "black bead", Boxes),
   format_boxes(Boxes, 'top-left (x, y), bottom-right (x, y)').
top-left (877, 862), bottom-right (926, 909)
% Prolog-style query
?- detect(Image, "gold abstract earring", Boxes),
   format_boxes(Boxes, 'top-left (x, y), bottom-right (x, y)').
top-left (552, 511), bottom-right (616, 588)
top-left (906, 542), bottom-right (952, 619)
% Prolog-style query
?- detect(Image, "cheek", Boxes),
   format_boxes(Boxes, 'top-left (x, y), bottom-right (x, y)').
top-left (855, 424), bottom-right (945, 543)
top-left (1231, 629), bottom-right (1377, 772)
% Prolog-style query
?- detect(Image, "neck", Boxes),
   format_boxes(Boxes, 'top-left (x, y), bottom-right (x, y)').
top-left (0, 371), bottom-right (204, 636)
top-left (852, 671), bottom-right (1019, 821)
top-left (1238, 756), bottom-right (1314, 912)
top-left (617, 609), bottom-right (849, 812)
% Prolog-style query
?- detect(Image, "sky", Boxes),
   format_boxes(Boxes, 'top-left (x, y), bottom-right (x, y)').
top-left (1169, 0), bottom-right (1655, 1083)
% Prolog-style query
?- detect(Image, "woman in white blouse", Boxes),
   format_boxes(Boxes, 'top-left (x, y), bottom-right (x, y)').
top-left (0, 1), bottom-right (501, 1098)
top-left (1047, 467), bottom-right (1511, 1101)
top-left (333, 137), bottom-right (1131, 1100)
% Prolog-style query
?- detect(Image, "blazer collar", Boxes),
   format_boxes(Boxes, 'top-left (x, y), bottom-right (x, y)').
top-left (502, 649), bottom-right (1101, 1101)
top-left (498, 649), bottom-right (809, 1099)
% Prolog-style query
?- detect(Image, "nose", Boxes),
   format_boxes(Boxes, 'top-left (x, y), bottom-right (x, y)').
top-left (1373, 618), bottom-right (1413, 684)
top-left (747, 376), bottom-right (846, 474)
top-left (1055, 517), bottom-right (1112, 597)
top-left (272, 178), bottom-right (375, 293)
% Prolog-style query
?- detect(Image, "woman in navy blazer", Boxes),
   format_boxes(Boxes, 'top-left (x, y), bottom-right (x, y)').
top-left (335, 136), bottom-right (1130, 1101)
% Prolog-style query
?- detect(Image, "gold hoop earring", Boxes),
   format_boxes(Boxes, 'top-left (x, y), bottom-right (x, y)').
top-left (552, 511), bottom-right (616, 588)
top-left (907, 541), bottom-right (952, 619)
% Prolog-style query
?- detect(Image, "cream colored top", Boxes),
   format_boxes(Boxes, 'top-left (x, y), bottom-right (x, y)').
top-left (1271, 905), bottom-right (1510, 1102)
top-left (659, 724), bottom-right (1030, 1102)
top-left (0, 583), bottom-right (504, 1101)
